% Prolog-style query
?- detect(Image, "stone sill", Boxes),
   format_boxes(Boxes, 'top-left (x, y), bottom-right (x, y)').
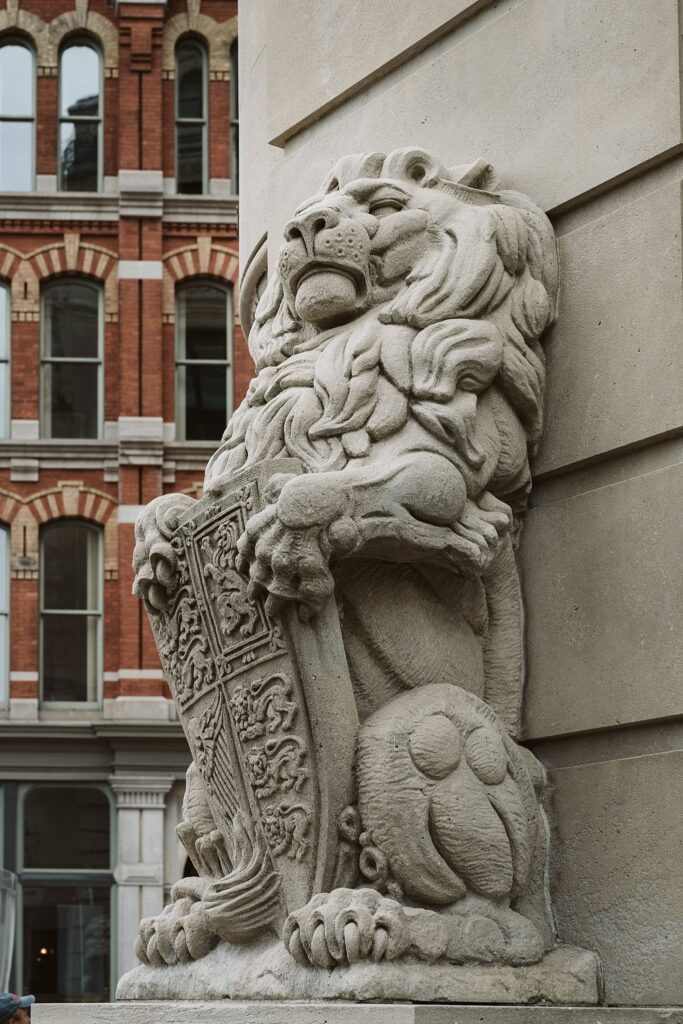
top-left (31, 1003), bottom-right (683, 1023)
top-left (0, 192), bottom-right (238, 224)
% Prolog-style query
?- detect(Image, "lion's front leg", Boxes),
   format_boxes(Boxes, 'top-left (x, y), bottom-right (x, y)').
top-left (236, 472), bottom-right (362, 618)
top-left (236, 454), bottom-right (512, 617)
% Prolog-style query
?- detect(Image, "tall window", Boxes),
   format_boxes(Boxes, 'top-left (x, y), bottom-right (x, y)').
top-left (20, 785), bottom-right (112, 1001)
top-left (41, 278), bottom-right (103, 439)
top-left (176, 281), bottom-right (232, 440)
top-left (0, 38), bottom-right (34, 190)
top-left (40, 521), bottom-right (102, 705)
top-left (0, 526), bottom-right (8, 707)
top-left (59, 40), bottom-right (102, 192)
top-left (230, 40), bottom-right (238, 194)
top-left (175, 38), bottom-right (207, 194)
top-left (0, 281), bottom-right (9, 437)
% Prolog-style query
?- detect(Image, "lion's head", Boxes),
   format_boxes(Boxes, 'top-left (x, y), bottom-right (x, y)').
top-left (206, 148), bottom-right (558, 487)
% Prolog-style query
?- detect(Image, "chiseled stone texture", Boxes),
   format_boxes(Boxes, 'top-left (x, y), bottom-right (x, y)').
top-left (266, 0), bottom-right (487, 143)
top-left (546, 751), bottom-right (683, 1007)
top-left (264, 0), bottom-right (681, 257)
top-left (32, 1004), bottom-right (683, 1023)
top-left (117, 943), bottom-right (599, 1004)
top-left (521, 462), bottom-right (683, 738)
top-left (535, 183), bottom-right (683, 475)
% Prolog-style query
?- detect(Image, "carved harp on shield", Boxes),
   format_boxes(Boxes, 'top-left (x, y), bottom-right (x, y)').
top-left (145, 459), bottom-right (359, 925)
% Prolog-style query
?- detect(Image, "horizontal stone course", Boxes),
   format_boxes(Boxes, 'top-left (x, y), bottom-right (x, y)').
top-left (264, 0), bottom-right (681, 258)
top-left (535, 181), bottom-right (683, 475)
top-left (520, 461), bottom-right (683, 738)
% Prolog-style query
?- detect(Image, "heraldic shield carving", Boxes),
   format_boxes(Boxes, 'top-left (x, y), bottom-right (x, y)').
top-left (122, 148), bottom-right (600, 1003)
top-left (143, 458), bottom-right (359, 937)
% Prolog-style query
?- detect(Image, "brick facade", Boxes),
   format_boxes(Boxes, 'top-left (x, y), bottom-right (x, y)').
top-left (0, 0), bottom-right (245, 998)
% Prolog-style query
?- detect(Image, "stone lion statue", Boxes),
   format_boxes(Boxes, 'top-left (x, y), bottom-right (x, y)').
top-left (127, 148), bottom-right (575, 996)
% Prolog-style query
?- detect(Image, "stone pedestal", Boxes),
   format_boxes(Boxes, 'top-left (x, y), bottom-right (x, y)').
top-left (32, 1004), bottom-right (683, 1024)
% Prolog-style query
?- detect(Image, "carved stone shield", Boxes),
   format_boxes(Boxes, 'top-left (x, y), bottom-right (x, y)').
top-left (147, 458), bottom-right (359, 920)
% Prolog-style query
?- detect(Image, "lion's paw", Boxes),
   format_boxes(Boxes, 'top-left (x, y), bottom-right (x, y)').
top-left (283, 887), bottom-right (410, 968)
top-left (134, 896), bottom-right (218, 966)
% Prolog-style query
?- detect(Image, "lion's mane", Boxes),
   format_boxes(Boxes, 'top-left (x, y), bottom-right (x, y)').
top-left (205, 149), bottom-right (558, 491)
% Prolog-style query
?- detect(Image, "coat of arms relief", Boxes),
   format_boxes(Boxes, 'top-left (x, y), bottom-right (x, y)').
top-left (121, 148), bottom-right (599, 1002)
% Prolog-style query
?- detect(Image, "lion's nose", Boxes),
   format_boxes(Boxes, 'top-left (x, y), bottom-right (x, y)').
top-left (284, 206), bottom-right (341, 254)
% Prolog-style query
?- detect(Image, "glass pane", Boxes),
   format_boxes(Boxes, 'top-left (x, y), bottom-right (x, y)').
top-left (60, 121), bottom-right (99, 192)
top-left (176, 123), bottom-right (203, 194)
top-left (178, 285), bottom-right (228, 360)
top-left (24, 787), bottom-right (109, 869)
top-left (41, 613), bottom-right (99, 703)
top-left (23, 884), bottom-right (111, 1002)
top-left (0, 120), bottom-right (33, 191)
top-left (179, 363), bottom-right (227, 441)
top-left (0, 282), bottom-right (8, 360)
top-left (0, 527), bottom-right (7, 613)
top-left (60, 45), bottom-right (100, 118)
top-left (0, 43), bottom-right (33, 117)
top-left (0, 364), bottom-right (8, 439)
top-left (44, 282), bottom-right (99, 358)
top-left (43, 522), bottom-right (100, 611)
top-left (45, 362), bottom-right (100, 439)
top-left (176, 42), bottom-right (204, 119)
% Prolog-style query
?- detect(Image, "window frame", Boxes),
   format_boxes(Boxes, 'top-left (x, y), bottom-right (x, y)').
top-left (174, 278), bottom-right (233, 441)
top-left (174, 35), bottom-right (209, 195)
top-left (57, 36), bottom-right (104, 193)
top-left (230, 40), bottom-right (238, 194)
top-left (15, 782), bottom-right (116, 1000)
top-left (39, 519), bottom-right (104, 709)
top-left (0, 279), bottom-right (9, 437)
top-left (0, 36), bottom-right (36, 192)
top-left (0, 525), bottom-right (9, 709)
top-left (40, 276), bottom-right (104, 441)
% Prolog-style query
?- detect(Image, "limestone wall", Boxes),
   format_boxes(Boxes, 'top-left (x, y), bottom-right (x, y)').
top-left (239, 0), bottom-right (683, 1005)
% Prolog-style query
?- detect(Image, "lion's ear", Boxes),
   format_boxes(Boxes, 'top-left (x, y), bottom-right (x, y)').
top-left (448, 159), bottom-right (501, 192)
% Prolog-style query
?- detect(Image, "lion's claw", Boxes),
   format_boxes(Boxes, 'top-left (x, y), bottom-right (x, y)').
top-left (283, 887), bottom-right (410, 968)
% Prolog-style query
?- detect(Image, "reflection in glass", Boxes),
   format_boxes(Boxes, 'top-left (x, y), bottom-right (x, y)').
top-left (0, 283), bottom-right (9, 438)
top-left (0, 528), bottom-right (8, 706)
top-left (24, 788), bottom-right (110, 870)
top-left (176, 39), bottom-right (207, 194)
top-left (42, 280), bottom-right (102, 438)
top-left (0, 869), bottom-right (17, 991)
top-left (0, 43), bottom-right (34, 191)
top-left (230, 41), bottom-right (238, 193)
top-left (59, 43), bottom-right (101, 192)
top-left (40, 522), bottom-right (101, 704)
top-left (23, 884), bottom-right (110, 1002)
top-left (176, 282), bottom-right (231, 440)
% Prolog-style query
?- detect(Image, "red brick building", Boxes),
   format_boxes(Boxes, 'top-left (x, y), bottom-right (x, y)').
top-left (0, 0), bottom-right (244, 1002)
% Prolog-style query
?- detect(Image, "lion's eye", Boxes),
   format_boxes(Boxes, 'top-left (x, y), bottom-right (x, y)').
top-left (368, 199), bottom-right (405, 217)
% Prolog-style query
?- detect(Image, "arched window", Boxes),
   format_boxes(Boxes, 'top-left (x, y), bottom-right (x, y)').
top-left (59, 39), bottom-right (102, 192)
top-left (175, 280), bottom-right (232, 440)
top-left (230, 40), bottom-right (238, 194)
top-left (0, 281), bottom-right (9, 437)
top-left (175, 38), bottom-right (208, 194)
top-left (41, 278), bottom-right (103, 439)
top-left (0, 526), bottom-right (8, 707)
top-left (20, 785), bottom-right (112, 1001)
top-left (40, 521), bottom-right (102, 705)
top-left (0, 37), bottom-right (34, 191)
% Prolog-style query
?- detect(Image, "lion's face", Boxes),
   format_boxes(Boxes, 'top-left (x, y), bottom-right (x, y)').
top-left (278, 174), bottom-right (447, 327)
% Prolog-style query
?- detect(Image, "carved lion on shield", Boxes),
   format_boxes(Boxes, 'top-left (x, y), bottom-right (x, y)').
top-left (132, 148), bottom-right (561, 973)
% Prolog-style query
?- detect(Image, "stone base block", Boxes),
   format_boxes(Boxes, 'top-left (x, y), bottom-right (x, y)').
top-left (32, 1004), bottom-right (683, 1024)
top-left (115, 942), bottom-right (599, 1005)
